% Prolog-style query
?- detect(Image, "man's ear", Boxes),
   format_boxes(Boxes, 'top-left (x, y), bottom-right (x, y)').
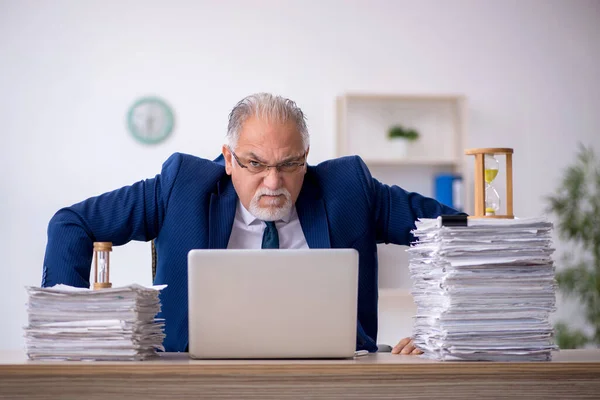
top-left (222, 145), bottom-right (233, 175)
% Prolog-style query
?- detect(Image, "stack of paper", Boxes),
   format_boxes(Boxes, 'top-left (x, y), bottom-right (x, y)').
top-left (24, 284), bottom-right (166, 361)
top-left (408, 217), bottom-right (558, 361)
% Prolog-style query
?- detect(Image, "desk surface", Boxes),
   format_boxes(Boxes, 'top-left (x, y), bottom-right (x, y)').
top-left (1, 350), bottom-right (600, 399)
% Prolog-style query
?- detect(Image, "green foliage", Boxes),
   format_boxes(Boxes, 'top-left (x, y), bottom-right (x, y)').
top-left (554, 322), bottom-right (589, 349)
top-left (387, 125), bottom-right (420, 141)
top-left (547, 144), bottom-right (600, 348)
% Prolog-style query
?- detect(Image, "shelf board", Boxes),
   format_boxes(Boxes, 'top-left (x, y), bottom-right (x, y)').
top-left (342, 93), bottom-right (465, 102)
top-left (362, 158), bottom-right (459, 167)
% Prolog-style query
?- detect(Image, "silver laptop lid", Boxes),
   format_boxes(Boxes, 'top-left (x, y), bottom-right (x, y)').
top-left (188, 249), bottom-right (359, 359)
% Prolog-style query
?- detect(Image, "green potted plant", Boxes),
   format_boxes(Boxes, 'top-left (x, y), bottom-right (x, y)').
top-left (387, 125), bottom-right (420, 158)
top-left (546, 144), bottom-right (600, 349)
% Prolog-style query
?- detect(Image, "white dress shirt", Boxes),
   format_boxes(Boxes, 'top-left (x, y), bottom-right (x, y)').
top-left (227, 200), bottom-right (309, 249)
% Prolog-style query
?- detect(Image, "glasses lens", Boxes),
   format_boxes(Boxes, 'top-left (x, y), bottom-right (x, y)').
top-left (279, 163), bottom-right (300, 173)
top-left (247, 163), bottom-right (267, 174)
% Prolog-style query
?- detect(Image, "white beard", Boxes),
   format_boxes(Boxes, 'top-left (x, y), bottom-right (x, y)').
top-left (249, 187), bottom-right (292, 221)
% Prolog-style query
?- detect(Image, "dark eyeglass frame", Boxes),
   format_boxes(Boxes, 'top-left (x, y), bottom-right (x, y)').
top-left (228, 147), bottom-right (307, 174)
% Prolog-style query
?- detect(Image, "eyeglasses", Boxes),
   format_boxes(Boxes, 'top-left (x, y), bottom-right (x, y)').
top-left (229, 147), bottom-right (306, 174)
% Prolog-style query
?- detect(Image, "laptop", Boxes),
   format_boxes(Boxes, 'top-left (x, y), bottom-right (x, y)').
top-left (187, 249), bottom-right (359, 359)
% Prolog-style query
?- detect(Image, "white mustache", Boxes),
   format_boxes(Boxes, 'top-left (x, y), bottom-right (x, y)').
top-left (255, 188), bottom-right (291, 199)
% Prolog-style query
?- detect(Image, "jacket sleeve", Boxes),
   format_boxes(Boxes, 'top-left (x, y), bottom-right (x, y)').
top-left (41, 153), bottom-right (184, 288)
top-left (354, 156), bottom-right (464, 246)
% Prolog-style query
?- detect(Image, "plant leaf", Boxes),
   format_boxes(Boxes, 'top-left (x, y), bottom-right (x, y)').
top-left (554, 322), bottom-right (589, 349)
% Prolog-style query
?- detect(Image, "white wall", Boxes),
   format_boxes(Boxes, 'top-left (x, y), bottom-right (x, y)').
top-left (1, 0), bottom-right (599, 351)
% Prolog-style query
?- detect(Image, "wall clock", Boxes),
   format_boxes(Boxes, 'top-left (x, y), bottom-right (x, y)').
top-left (127, 96), bottom-right (174, 144)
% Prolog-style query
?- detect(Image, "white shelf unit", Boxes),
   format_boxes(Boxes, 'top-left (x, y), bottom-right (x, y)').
top-left (336, 94), bottom-right (466, 170)
top-left (335, 93), bottom-right (469, 210)
top-left (336, 93), bottom-right (468, 343)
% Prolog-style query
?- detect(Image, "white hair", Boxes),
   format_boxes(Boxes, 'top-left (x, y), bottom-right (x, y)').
top-left (226, 93), bottom-right (309, 150)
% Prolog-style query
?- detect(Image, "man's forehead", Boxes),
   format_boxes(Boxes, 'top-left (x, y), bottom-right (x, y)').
top-left (239, 117), bottom-right (301, 139)
top-left (234, 117), bottom-right (305, 159)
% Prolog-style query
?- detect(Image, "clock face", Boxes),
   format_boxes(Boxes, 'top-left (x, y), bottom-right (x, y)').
top-left (127, 97), bottom-right (174, 144)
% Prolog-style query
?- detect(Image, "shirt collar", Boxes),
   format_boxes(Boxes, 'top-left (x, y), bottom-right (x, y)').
top-left (237, 200), bottom-right (294, 226)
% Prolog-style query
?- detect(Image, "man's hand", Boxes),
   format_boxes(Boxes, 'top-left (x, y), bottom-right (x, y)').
top-left (392, 337), bottom-right (423, 355)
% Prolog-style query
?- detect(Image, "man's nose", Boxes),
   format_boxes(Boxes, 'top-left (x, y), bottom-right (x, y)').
top-left (262, 166), bottom-right (282, 189)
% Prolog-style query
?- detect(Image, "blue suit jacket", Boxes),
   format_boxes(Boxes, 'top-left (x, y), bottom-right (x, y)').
top-left (42, 153), bottom-right (460, 352)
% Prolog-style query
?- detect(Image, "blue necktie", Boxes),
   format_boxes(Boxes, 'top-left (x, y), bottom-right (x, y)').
top-left (261, 221), bottom-right (279, 249)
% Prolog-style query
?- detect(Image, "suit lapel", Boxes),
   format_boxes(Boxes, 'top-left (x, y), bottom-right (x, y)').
top-left (208, 177), bottom-right (237, 249)
top-left (296, 169), bottom-right (331, 249)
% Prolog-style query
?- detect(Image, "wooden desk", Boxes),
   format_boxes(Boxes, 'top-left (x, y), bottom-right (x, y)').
top-left (1, 350), bottom-right (599, 399)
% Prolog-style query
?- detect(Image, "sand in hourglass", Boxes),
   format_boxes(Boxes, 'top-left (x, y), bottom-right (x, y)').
top-left (485, 169), bottom-right (498, 184)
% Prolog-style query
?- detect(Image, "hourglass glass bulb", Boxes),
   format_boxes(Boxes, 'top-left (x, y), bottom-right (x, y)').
top-left (484, 154), bottom-right (501, 215)
top-left (485, 186), bottom-right (501, 215)
top-left (484, 154), bottom-right (499, 184)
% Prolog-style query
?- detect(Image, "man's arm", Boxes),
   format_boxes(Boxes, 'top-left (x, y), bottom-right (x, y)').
top-left (42, 153), bottom-right (184, 288)
top-left (372, 176), bottom-right (462, 245)
top-left (352, 157), bottom-right (462, 246)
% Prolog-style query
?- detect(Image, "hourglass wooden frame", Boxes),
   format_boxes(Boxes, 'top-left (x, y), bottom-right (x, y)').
top-left (465, 148), bottom-right (514, 219)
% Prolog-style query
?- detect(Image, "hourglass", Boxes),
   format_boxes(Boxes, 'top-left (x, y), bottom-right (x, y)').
top-left (465, 148), bottom-right (514, 219)
top-left (93, 242), bottom-right (113, 290)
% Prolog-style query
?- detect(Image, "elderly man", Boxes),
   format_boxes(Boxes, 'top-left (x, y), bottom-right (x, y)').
top-left (43, 93), bottom-right (461, 355)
